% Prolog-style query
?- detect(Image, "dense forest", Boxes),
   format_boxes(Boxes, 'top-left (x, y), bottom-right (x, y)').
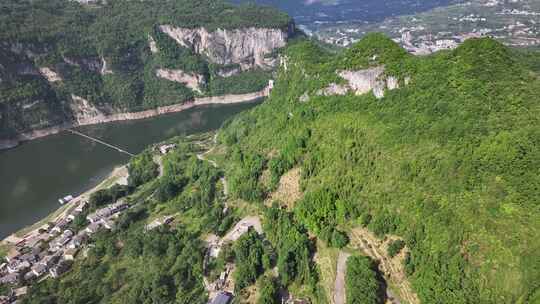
top-left (218, 34), bottom-right (540, 303)
top-left (2, 30), bottom-right (540, 303)
top-left (0, 0), bottom-right (290, 138)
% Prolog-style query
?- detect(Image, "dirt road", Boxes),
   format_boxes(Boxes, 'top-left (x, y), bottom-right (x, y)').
top-left (334, 251), bottom-right (351, 304)
top-left (222, 216), bottom-right (262, 243)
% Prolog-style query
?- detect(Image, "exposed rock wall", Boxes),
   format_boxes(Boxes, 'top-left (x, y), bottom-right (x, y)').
top-left (148, 35), bottom-right (159, 53)
top-left (70, 95), bottom-right (108, 125)
top-left (318, 66), bottom-right (405, 99)
top-left (39, 67), bottom-right (62, 83)
top-left (155, 69), bottom-right (205, 93)
top-left (159, 25), bottom-right (289, 70)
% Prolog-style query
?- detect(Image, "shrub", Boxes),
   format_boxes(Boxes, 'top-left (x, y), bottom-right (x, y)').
top-left (387, 240), bottom-right (405, 258)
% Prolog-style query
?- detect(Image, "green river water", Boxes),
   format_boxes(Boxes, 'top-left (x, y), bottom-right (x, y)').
top-left (0, 101), bottom-right (259, 239)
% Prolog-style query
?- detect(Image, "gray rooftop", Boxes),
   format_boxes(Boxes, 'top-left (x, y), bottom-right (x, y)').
top-left (210, 292), bottom-right (232, 304)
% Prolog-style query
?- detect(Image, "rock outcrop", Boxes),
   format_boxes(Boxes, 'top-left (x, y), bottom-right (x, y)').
top-left (159, 25), bottom-right (289, 70)
top-left (155, 69), bottom-right (206, 93)
top-left (216, 66), bottom-right (241, 78)
top-left (148, 35), bottom-right (159, 53)
top-left (318, 66), bottom-right (406, 99)
top-left (39, 67), bottom-right (62, 83)
top-left (70, 95), bottom-right (107, 124)
top-left (63, 56), bottom-right (107, 74)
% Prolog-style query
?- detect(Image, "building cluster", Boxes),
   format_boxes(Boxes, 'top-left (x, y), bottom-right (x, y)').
top-left (0, 199), bottom-right (130, 303)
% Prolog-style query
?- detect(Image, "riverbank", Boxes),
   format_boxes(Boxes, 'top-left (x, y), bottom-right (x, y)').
top-left (0, 165), bottom-right (128, 251)
top-left (2, 87), bottom-right (269, 151)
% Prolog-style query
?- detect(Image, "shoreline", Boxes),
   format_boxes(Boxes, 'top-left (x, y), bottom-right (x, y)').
top-left (0, 165), bottom-right (129, 249)
top-left (1, 87), bottom-right (269, 151)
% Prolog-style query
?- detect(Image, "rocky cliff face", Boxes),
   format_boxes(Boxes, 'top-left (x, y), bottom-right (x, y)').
top-left (160, 25), bottom-right (289, 70)
top-left (317, 66), bottom-right (407, 99)
top-left (155, 69), bottom-right (206, 93)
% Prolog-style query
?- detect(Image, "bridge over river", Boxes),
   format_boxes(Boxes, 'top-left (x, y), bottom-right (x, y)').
top-left (66, 129), bottom-right (135, 157)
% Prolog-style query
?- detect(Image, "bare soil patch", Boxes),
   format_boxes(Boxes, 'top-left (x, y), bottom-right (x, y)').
top-left (265, 167), bottom-right (303, 209)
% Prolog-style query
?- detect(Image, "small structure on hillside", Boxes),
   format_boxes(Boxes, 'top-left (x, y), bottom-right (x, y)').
top-left (145, 215), bottom-right (175, 231)
top-left (209, 291), bottom-right (233, 304)
top-left (159, 144), bottom-right (177, 154)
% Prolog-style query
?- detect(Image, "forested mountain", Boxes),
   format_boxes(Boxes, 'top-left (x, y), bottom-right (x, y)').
top-left (13, 34), bottom-right (540, 304)
top-left (0, 0), bottom-right (292, 141)
top-left (217, 35), bottom-right (540, 303)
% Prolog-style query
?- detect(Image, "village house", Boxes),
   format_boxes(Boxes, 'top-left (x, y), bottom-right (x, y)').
top-left (14, 286), bottom-right (28, 298)
top-left (210, 291), bottom-right (233, 304)
top-left (87, 200), bottom-right (129, 223)
top-left (25, 233), bottom-right (50, 248)
top-left (63, 248), bottom-right (78, 261)
top-left (0, 273), bottom-right (19, 285)
top-left (85, 222), bottom-right (101, 234)
top-left (24, 271), bottom-right (36, 281)
top-left (49, 261), bottom-right (70, 278)
top-left (158, 144), bottom-right (177, 154)
top-left (145, 215), bottom-right (174, 231)
top-left (39, 252), bottom-right (61, 268)
top-left (7, 260), bottom-right (30, 273)
top-left (18, 252), bottom-right (38, 264)
top-left (31, 263), bottom-right (48, 277)
top-left (50, 230), bottom-right (74, 251)
top-left (67, 233), bottom-right (88, 249)
top-left (68, 208), bottom-right (82, 220)
top-left (0, 295), bottom-right (13, 304)
top-left (51, 218), bottom-right (72, 234)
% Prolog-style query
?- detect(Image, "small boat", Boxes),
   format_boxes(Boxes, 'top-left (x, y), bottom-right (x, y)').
top-left (58, 195), bottom-right (74, 205)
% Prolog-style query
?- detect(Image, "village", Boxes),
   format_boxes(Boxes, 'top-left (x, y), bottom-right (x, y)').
top-left (0, 196), bottom-right (130, 303)
top-left (313, 0), bottom-right (540, 53)
top-left (0, 138), bottom-right (310, 304)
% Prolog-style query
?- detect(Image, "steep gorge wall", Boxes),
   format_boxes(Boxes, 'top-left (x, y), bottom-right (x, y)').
top-left (159, 25), bottom-right (289, 70)
top-left (1, 22), bottom-right (292, 146)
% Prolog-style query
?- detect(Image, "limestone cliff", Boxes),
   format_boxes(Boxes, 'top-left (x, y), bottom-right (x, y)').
top-left (317, 66), bottom-right (407, 99)
top-left (159, 25), bottom-right (290, 70)
top-left (155, 69), bottom-right (205, 93)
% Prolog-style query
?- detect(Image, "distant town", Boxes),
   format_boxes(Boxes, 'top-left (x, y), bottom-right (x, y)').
top-left (310, 0), bottom-right (540, 53)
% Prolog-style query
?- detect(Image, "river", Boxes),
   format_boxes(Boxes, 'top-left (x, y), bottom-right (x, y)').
top-left (0, 101), bottom-right (259, 239)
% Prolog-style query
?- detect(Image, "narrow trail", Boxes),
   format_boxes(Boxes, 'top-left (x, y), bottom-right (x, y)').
top-left (333, 251), bottom-right (351, 304)
top-left (196, 133), bottom-right (228, 197)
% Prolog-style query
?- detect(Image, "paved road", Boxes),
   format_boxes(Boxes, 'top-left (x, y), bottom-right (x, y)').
top-left (222, 216), bottom-right (262, 243)
top-left (334, 251), bottom-right (351, 304)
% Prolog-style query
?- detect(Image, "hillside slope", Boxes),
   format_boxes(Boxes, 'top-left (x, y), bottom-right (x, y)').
top-left (219, 34), bottom-right (540, 303)
top-left (0, 0), bottom-right (292, 142)
top-left (8, 35), bottom-right (540, 304)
